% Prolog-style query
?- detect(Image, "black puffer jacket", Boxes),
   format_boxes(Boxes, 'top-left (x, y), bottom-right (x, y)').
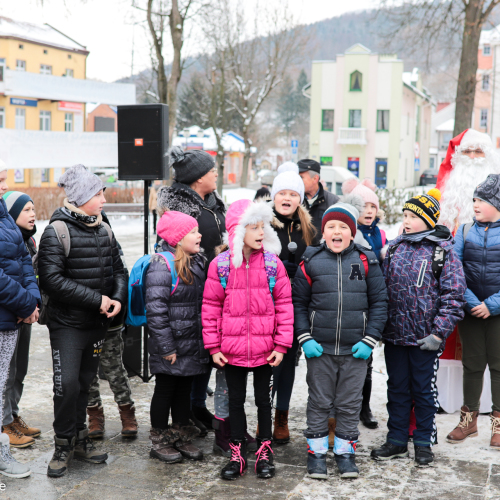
top-left (293, 242), bottom-right (388, 355)
top-left (38, 208), bottom-right (127, 330)
top-left (145, 241), bottom-right (210, 377)
top-left (160, 182), bottom-right (226, 266)
top-left (303, 184), bottom-right (339, 241)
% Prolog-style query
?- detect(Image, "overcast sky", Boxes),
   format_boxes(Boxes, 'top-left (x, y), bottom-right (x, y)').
top-left (1, 0), bottom-right (376, 83)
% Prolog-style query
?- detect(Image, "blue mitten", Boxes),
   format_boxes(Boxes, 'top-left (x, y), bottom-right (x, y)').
top-left (302, 339), bottom-right (323, 358)
top-left (352, 341), bottom-right (373, 360)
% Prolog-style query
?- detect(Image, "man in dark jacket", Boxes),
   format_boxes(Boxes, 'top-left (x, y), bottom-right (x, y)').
top-left (156, 146), bottom-right (226, 432)
top-left (38, 165), bottom-right (127, 478)
top-left (298, 159), bottom-right (339, 238)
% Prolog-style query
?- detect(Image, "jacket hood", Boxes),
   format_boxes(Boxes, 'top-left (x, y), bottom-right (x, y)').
top-left (0, 198), bottom-right (8, 219)
top-left (223, 199), bottom-right (281, 268)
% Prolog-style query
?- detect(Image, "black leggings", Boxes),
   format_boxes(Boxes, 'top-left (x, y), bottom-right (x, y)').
top-left (150, 373), bottom-right (194, 429)
top-left (225, 363), bottom-right (273, 441)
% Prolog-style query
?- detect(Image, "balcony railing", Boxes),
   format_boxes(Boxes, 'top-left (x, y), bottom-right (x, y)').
top-left (337, 127), bottom-right (367, 145)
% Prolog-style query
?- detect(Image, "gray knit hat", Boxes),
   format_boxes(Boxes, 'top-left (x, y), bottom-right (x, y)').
top-left (58, 164), bottom-right (104, 207)
top-left (474, 174), bottom-right (500, 211)
top-left (170, 146), bottom-right (215, 185)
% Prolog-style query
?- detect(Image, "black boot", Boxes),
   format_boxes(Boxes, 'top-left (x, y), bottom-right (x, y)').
top-left (334, 453), bottom-right (359, 479)
top-left (192, 405), bottom-right (214, 430)
top-left (360, 376), bottom-right (378, 429)
top-left (255, 438), bottom-right (275, 479)
top-left (190, 411), bottom-right (208, 437)
top-left (220, 439), bottom-right (247, 480)
top-left (414, 445), bottom-right (434, 466)
top-left (307, 452), bottom-right (328, 479)
top-left (371, 441), bottom-right (409, 461)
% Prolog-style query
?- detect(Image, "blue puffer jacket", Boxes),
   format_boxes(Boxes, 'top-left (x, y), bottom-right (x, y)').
top-left (454, 219), bottom-right (500, 315)
top-left (358, 218), bottom-right (385, 260)
top-left (0, 198), bottom-right (40, 331)
top-left (382, 227), bottom-right (466, 346)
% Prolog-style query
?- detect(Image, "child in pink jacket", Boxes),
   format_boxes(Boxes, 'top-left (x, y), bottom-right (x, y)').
top-left (202, 199), bottom-right (293, 481)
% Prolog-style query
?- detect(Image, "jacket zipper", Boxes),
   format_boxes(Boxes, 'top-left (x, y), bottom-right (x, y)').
top-left (363, 312), bottom-right (367, 336)
top-left (338, 254), bottom-right (343, 354)
top-left (481, 224), bottom-right (489, 286)
top-left (203, 207), bottom-right (223, 245)
top-left (94, 230), bottom-right (105, 292)
top-left (310, 310), bottom-right (316, 334)
top-left (335, 254), bottom-right (343, 355)
top-left (246, 256), bottom-right (250, 368)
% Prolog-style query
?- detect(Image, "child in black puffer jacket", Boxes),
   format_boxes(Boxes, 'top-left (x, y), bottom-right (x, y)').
top-left (145, 210), bottom-right (210, 464)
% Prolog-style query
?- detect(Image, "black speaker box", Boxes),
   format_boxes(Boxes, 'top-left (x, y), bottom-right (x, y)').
top-left (117, 104), bottom-right (170, 180)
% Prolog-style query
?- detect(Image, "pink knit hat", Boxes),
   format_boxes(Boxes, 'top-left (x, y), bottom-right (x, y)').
top-left (342, 178), bottom-right (379, 212)
top-left (157, 211), bottom-right (198, 247)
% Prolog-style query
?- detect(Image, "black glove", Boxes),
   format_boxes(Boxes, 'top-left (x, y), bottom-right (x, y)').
top-left (283, 260), bottom-right (298, 278)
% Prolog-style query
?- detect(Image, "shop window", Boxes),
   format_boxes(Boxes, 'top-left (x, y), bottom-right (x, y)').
top-left (320, 156), bottom-right (333, 166)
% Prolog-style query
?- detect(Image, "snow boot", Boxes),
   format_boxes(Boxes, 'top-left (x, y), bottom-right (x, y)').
top-left (414, 445), bottom-right (434, 466)
top-left (255, 438), bottom-right (275, 479)
top-left (2, 423), bottom-right (35, 448)
top-left (360, 378), bottom-right (378, 429)
top-left (333, 436), bottom-right (359, 478)
top-left (74, 428), bottom-right (108, 464)
top-left (0, 433), bottom-right (30, 478)
top-left (213, 417), bottom-right (231, 457)
top-left (273, 409), bottom-right (290, 444)
top-left (190, 410), bottom-right (208, 437)
top-left (371, 441), bottom-right (409, 460)
top-left (172, 423), bottom-right (203, 460)
top-left (87, 404), bottom-right (105, 439)
top-left (12, 415), bottom-right (41, 438)
top-left (328, 418), bottom-right (336, 448)
top-left (490, 411), bottom-right (500, 449)
top-left (118, 403), bottom-right (138, 437)
top-left (149, 428), bottom-right (182, 464)
top-left (47, 435), bottom-right (75, 478)
top-left (446, 405), bottom-right (478, 444)
top-left (192, 405), bottom-right (214, 430)
top-left (220, 439), bottom-right (247, 480)
top-left (306, 434), bottom-right (329, 479)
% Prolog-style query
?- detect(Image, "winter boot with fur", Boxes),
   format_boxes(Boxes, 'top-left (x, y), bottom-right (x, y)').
top-left (273, 409), bottom-right (290, 444)
top-left (333, 436), bottom-right (359, 479)
top-left (213, 417), bottom-right (231, 457)
top-left (0, 433), bottom-right (30, 478)
top-left (12, 415), bottom-right (41, 438)
top-left (74, 428), bottom-right (108, 464)
top-left (47, 436), bottom-right (75, 478)
top-left (255, 438), bottom-right (275, 478)
top-left (149, 428), bottom-right (182, 463)
top-left (490, 411), bottom-right (500, 449)
top-left (172, 423), bottom-right (203, 460)
top-left (306, 434), bottom-right (329, 479)
top-left (118, 403), bottom-right (138, 437)
top-left (87, 404), bottom-right (105, 439)
top-left (220, 439), bottom-right (248, 480)
top-left (446, 405), bottom-right (479, 444)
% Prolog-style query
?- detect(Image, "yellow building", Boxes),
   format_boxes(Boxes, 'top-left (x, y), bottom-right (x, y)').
top-left (0, 16), bottom-right (136, 188)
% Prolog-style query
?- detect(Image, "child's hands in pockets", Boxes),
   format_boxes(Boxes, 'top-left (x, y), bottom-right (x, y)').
top-left (267, 351), bottom-right (284, 367)
top-left (212, 352), bottom-right (228, 367)
top-left (163, 353), bottom-right (177, 364)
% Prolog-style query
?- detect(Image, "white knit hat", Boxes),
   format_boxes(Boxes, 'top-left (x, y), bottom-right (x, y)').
top-left (277, 161), bottom-right (299, 174)
top-left (271, 171), bottom-right (305, 203)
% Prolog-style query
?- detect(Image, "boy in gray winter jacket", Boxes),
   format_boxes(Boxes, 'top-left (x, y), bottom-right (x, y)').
top-left (293, 202), bottom-right (388, 480)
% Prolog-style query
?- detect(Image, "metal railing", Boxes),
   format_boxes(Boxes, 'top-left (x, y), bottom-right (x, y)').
top-left (337, 128), bottom-right (367, 145)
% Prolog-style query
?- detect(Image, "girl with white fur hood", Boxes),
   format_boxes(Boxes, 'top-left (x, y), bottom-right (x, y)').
top-left (202, 199), bottom-right (293, 481)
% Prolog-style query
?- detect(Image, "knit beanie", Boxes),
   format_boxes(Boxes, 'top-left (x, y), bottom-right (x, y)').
top-left (277, 161), bottom-right (299, 174)
top-left (157, 211), bottom-right (198, 248)
top-left (271, 171), bottom-right (305, 203)
top-left (342, 178), bottom-right (379, 213)
top-left (403, 188), bottom-right (441, 228)
top-left (322, 202), bottom-right (359, 236)
top-left (473, 174), bottom-right (500, 211)
top-left (58, 164), bottom-right (104, 207)
top-left (170, 146), bottom-right (215, 185)
top-left (2, 191), bottom-right (33, 222)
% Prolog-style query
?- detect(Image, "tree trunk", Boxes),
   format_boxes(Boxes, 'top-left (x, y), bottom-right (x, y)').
top-left (241, 135), bottom-right (251, 188)
top-left (168, 0), bottom-right (183, 143)
top-left (453, 0), bottom-right (484, 136)
top-left (216, 149), bottom-right (224, 195)
top-left (147, 0), bottom-right (167, 104)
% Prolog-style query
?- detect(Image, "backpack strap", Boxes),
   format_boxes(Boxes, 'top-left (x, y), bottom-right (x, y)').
top-left (299, 260), bottom-right (312, 287)
top-left (156, 251), bottom-right (179, 295)
top-left (380, 229), bottom-right (387, 247)
top-left (102, 221), bottom-right (113, 246)
top-left (463, 222), bottom-right (474, 240)
top-left (51, 220), bottom-right (71, 257)
top-left (263, 251), bottom-right (278, 300)
top-left (216, 250), bottom-right (231, 289)
top-left (359, 252), bottom-right (369, 277)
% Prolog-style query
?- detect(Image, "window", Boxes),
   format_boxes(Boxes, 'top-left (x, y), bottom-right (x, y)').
top-left (18, 44), bottom-right (23, 50)
top-left (15, 108), bottom-right (25, 130)
top-left (68, 54), bottom-right (72, 59)
top-left (0, 108), bottom-right (4, 129)
top-left (480, 109), bottom-right (488, 128)
top-left (40, 111), bottom-right (51, 131)
top-left (483, 74), bottom-right (490, 91)
top-left (349, 109), bottom-right (362, 128)
top-left (40, 64), bottom-right (52, 75)
top-left (350, 70), bottom-right (362, 91)
top-left (321, 110), bottom-right (334, 131)
top-left (65, 68), bottom-right (74, 78)
top-left (441, 132), bottom-right (452, 150)
top-left (429, 157), bottom-right (435, 170)
top-left (64, 113), bottom-right (73, 132)
top-left (484, 44), bottom-right (491, 56)
top-left (377, 110), bottom-right (390, 131)
top-left (41, 169), bottom-right (50, 183)
top-left (320, 156), bottom-right (333, 166)
top-left (43, 49), bottom-right (48, 55)
top-left (0, 58), bottom-right (4, 82)
top-left (16, 60), bottom-right (26, 71)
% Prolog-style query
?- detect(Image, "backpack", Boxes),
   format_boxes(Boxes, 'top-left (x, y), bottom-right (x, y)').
top-left (125, 252), bottom-right (179, 327)
top-left (216, 250), bottom-right (278, 301)
top-left (37, 221), bottom-right (113, 325)
top-left (462, 222), bottom-right (475, 240)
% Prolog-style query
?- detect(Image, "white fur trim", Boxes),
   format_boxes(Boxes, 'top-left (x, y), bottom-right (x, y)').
top-left (460, 129), bottom-right (492, 151)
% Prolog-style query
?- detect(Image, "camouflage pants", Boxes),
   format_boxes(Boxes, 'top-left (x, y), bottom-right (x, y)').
top-left (87, 326), bottom-right (134, 407)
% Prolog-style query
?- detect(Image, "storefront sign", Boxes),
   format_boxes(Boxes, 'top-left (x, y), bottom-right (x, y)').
top-left (58, 101), bottom-right (83, 113)
top-left (347, 157), bottom-right (360, 177)
top-left (10, 98), bottom-right (37, 107)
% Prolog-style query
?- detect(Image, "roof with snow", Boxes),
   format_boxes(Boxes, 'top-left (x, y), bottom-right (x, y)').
top-left (0, 17), bottom-right (88, 54)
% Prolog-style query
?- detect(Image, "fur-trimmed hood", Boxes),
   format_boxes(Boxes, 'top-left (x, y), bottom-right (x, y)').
top-left (271, 204), bottom-right (312, 232)
top-left (224, 199), bottom-right (281, 268)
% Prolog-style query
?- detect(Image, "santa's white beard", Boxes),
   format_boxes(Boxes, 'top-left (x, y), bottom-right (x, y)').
top-left (439, 155), bottom-right (500, 229)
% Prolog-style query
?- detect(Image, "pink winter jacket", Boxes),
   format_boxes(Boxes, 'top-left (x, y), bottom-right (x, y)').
top-left (202, 249), bottom-right (293, 367)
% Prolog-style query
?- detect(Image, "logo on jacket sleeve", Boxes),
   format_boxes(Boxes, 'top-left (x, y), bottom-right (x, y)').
top-left (349, 264), bottom-right (363, 280)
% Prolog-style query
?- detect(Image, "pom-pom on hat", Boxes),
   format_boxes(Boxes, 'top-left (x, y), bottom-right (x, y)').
top-left (271, 171), bottom-right (305, 203)
top-left (321, 202), bottom-right (360, 236)
top-left (277, 161), bottom-right (299, 174)
top-left (169, 145), bottom-right (215, 185)
top-left (342, 177), bottom-right (379, 213)
top-left (2, 191), bottom-right (33, 223)
top-left (403, 189), bottom-right (441, 228)
top-left (157, 210), bottom-right (198, 248)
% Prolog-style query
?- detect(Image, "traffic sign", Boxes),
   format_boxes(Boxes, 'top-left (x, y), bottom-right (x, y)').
top-left (291, 139), bottom-right (298, 148)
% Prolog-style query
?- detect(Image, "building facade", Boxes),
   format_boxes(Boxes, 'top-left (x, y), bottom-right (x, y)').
top-left (308, 44), bottom-right (433, 188)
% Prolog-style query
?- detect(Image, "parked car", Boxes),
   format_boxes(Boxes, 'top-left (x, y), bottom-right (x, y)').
top-left (419, 169), bottom-right (438, 186)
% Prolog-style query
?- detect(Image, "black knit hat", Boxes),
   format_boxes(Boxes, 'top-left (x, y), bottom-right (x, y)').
top-left (298, 159), bottom-right (320, 174)
top-left (169, 146), bottom-right (215, 185)
top-left (474, 174), bottom-right (500, 212)
top-left (402, 188), bottom-right (441, 228)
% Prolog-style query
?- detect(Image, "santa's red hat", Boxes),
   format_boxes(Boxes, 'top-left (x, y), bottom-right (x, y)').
top-left (436, 129), bottom-right (493, 190)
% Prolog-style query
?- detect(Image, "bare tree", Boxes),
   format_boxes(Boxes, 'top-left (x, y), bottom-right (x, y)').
top-left (379, 0), bottom-right (500, 137)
